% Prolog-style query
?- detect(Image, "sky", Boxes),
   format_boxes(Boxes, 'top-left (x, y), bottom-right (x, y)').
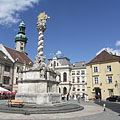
top-left (1, 0), bottom-right (120, 64)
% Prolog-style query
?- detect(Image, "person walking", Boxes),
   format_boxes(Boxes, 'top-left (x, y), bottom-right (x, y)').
top-left (77, 95), bottom-right (81, 103)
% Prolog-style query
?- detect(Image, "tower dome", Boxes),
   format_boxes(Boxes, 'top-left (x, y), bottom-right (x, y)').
top-left (15, 21), bottom-right (28, 53)
top-left (19, 21), bottom-right (26, 28)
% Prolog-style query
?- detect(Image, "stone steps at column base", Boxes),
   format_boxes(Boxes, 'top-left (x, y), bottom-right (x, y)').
top-left (0, 103), bottom-right (84, 114)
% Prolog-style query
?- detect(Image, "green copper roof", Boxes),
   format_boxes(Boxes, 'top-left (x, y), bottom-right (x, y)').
top-left (15, 21), bottom-right (28, 42)
top-left (19, 21), bottom-right (26, 28)
top-left (15, 33), bottom-right (27, 42)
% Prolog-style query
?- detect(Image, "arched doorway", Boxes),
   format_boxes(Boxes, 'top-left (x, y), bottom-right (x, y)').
top-left (63, 87), bottom-right (67, 95)
top-left (94, 87), bottom-right (101, 99)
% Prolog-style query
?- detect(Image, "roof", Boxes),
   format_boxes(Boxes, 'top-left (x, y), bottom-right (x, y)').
top-left (0, 51), bottom-right (12, 63)
top-left (72, 62), bottom-right (86, 68)
top-left (87, 50), bottom-right (120, 65)
top-left (19, 21), bottom-right (26, 28)
top-left (48, 56), bottom-right (70, 61)
top-left (4, 46), bottom-right (33, 66)
top-left (47, 56), bottom-right (71, 66)
top-left (58, 58), bottom-right (71, 65)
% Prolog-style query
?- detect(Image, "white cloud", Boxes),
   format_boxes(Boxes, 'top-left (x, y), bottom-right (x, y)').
top-left (56, 50), bottom-right (62, 56)
top-left (0, 0), bottom-right (39, 25)
top-left (115, 40), bottom-right (120, 47)
top-left (96, 47), bottom-right (120, 56)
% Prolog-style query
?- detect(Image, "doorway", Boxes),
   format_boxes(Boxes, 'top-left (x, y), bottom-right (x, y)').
top-left (63, 87), bottom-right (67, 95)
top-left (94, 87), bottom-right (101, 99)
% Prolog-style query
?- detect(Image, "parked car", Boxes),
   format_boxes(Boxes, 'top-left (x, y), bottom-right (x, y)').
top-left (106, 95), bottom-right (120, 102)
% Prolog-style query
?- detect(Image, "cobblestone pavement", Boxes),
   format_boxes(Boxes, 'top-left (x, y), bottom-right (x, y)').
top-left (0, 100), bottom-right (120, 120)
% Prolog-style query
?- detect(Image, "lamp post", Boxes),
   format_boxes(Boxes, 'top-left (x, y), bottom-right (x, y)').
top-left (69, 81), bottom-right (72, 96)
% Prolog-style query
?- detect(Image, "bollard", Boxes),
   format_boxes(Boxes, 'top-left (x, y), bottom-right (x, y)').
top-left (103, 103), bottom-right (106, 111)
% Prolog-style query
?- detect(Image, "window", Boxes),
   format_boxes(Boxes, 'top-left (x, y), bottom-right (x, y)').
top-left (108, 89), bottom-right (114, 96)
top-left (81, 77), bottom-right (85, 83)
top-left (63, 72), bottom-right (67, 82)
top-left (72, 71), bottom-right (75, 75)
top-left (57, 63), bottom-right (59, 66)
top-left (76, 71), bottom-right (80, 75)
top-left (77, 85), bottom-right (80, 91)
top-left (82, 89), bottom-right (85, 91)
top-left (73, 86), bottom-right (76, 91)
top-left (77, 77), bottom-right (80, 83)
top-left (81, 70), bottom-right (85, 75)
top-left (94, 77), bottom-right (99, 84)
top-left (20, 47), bottom-right (23, 51)
top-left (72, 77), bottom-right (75, 83)
top-left (77, 88), bottom-right (80, 91)
top-left (107, 65), bottom-right (112, 72)
top-left (3, 76), bottom-right (10, 84)
top-left (51, 63), bottom-right (52, 67)
top-left (4, 65), bottom-right (10, 72)
top-left (107, 76), bottom-right (112, 84)
top-left (94, 67), bottom-right (98, 72)
top-left (54, 61), bottom-right (56, 66)
top-left (16, 77), bottom-right (18, 85)
top-left (21, 42), bottom-right (23, 45)
top-left (17, 67), bottom-right (20, 73)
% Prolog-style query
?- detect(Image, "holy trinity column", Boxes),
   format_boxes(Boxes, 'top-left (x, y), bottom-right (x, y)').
top-left (34, 12), bottom-right (50, 69)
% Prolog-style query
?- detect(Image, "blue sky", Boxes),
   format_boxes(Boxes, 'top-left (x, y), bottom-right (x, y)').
top-left (1, 0), bottom-right (120, 63)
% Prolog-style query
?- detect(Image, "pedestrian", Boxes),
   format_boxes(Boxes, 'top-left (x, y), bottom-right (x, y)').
top-left (85, 94), bottom-right (89, 102)
top-left (67, 93), bottom-right (69, 101)
top-left (77, 95), bottom-right (81, 103)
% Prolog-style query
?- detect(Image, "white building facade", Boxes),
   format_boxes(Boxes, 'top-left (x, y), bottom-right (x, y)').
top-left (47, 56), bottom-right (87, 98)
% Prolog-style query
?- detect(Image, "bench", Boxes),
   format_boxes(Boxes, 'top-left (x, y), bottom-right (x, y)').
top-left (8, 100), bottom-right (24, 108)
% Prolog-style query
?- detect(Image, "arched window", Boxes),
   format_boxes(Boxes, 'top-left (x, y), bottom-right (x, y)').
top-left (54, 61), bottom-right (56, 66)
top-left (59, 88), bottom-right (61, 93)
top-left (63, 87), bottom-right (67, 95)
top-left (63, 72), bottom-right (67, 82)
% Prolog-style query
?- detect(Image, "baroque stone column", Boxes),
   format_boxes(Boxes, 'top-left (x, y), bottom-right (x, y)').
top-left (16, 12), bottom-right (61, 105)
top-left (33, 12), bottom-right (50, 69)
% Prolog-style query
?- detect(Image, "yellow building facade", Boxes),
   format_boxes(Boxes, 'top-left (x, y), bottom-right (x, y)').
top-left (87, 50), bottom-right (120, 100)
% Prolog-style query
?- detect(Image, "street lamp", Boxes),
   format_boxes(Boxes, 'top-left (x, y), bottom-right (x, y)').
top-left (69, 81), bottom-right (72, 95)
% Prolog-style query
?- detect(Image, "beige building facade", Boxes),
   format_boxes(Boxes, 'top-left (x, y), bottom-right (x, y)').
top-left (87, 50), bottom-right (120, 100)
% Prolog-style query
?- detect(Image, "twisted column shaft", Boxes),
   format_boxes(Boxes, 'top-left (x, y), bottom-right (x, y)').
top-left (37, 30), bottom-right (44, 56)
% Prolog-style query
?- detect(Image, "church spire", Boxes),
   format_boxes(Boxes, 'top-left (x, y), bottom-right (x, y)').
top-left (15, 21), bottom-right (28, 53)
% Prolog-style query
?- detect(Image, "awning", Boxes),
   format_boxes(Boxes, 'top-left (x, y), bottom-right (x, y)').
top-left (0, 87), bottom-right (9, 93)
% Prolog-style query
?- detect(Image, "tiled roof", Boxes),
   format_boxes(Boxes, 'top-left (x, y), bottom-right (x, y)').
top-left (4, 46), bottom-right (33, 65)
top-left (0, 51), bottom-right (12, 63)
top-left (87, 50), bottom-right (120, 65)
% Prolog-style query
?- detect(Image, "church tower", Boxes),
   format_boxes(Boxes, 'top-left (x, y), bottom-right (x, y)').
top-left (15, 21), bottom-right (28, 53)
